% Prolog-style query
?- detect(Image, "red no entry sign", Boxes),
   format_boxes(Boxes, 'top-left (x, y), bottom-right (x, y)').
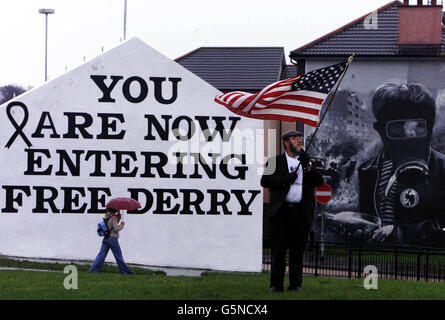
top-left (314, 183), bottom-right (333, 204)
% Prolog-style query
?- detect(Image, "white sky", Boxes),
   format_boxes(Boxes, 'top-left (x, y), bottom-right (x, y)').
top-left (1, 0), bottom-right (394, 88)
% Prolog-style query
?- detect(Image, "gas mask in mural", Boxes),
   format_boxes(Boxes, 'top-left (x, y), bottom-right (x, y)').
top-left (374, 117), bottom-right (430, 185)
top-left (355, 82), bottom-right (445, 247)
top-left (371, 82), bottom-right (436, 188)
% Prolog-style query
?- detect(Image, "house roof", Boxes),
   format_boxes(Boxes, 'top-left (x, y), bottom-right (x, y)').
top-left (290, 1), bottom-right (445, 58)
top-left (175, 47), bottom-right (286, 92)
top-left (283, 64), bottom-right (298, 79)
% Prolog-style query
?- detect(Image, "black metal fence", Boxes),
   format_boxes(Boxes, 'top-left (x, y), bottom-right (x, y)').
top-left (262, 240), bottom-right (445, 282)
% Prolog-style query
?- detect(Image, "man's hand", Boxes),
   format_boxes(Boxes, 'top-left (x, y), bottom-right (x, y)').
top-left (298, 150), bottom-right (311, 168)
top-left (371, 225), bottom-right (394, 243)
top-left (285, 170), bottom-right (299, 184)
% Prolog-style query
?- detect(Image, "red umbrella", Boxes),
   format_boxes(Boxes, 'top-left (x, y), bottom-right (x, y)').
top-left (106, 197), bottom-right (141, 211)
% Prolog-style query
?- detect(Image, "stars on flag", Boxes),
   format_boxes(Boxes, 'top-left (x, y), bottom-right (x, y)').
top-left (291, 62), bottom-right (346, 94)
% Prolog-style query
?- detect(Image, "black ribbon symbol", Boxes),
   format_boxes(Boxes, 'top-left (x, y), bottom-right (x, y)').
top-left (5, 101), bottom-right (32, 149)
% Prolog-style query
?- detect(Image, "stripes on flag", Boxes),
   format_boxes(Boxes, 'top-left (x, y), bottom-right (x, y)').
top-left (214, 61), bottom-right (347, 127)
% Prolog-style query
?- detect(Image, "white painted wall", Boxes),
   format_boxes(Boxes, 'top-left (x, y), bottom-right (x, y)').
top-left (0, 38), bottom-right (263, 272)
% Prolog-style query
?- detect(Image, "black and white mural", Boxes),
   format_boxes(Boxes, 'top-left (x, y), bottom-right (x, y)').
top-left (308, 60), bottom-right (445, 248)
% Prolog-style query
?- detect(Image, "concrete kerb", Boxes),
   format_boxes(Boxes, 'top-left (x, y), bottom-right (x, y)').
top-left (0, 255), bottom-right (207, 276)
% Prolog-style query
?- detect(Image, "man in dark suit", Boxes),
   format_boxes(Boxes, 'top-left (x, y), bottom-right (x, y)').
top-left (261, 130), bottom-right (323, 292)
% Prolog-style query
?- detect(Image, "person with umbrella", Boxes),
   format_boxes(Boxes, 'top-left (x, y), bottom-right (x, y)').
top-left (89, 198), bottom-right (140, 275)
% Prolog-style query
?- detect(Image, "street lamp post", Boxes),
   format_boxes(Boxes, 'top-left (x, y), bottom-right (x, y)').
top-left (123, 0), bottom-right (127, 41)
top-left (39, 8), bottom-right (55, 82)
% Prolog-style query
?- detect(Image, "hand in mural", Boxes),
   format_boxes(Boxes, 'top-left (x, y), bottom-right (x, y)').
top-left (371, 225), bottom-right (394, 243)
top-left (323, 211), bottom-right (380, 242)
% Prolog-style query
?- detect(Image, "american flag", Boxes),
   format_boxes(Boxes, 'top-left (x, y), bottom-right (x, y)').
top-left (214, 61), bottom-right (347, 127)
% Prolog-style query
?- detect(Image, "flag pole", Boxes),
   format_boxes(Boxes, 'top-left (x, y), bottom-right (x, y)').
top-left (304, 53), bottom-right (355, 154)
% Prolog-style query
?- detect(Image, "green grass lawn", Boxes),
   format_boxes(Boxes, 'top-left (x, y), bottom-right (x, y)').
top-left (0, 259), bottom-right (444, 300)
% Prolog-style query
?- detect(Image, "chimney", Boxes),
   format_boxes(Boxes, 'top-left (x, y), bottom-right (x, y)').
top-left (399, 0), bottom-right (443, 51)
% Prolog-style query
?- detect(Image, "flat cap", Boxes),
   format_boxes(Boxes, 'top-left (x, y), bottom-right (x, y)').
top-left (282, 130), bottom-right (303, 140)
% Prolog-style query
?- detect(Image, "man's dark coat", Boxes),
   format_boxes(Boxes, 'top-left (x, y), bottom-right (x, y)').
top-left (261, 153), bottom-right (324, 226)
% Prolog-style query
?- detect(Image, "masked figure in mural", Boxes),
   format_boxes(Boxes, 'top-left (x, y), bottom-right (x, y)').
top-left (359, 82), bottom-right (445, 246)
top-left (261, 130), bottom-right (323, 292)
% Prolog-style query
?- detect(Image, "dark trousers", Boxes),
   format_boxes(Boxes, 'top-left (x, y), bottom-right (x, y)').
top-left (270, 202), bottom-right (310, 289)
